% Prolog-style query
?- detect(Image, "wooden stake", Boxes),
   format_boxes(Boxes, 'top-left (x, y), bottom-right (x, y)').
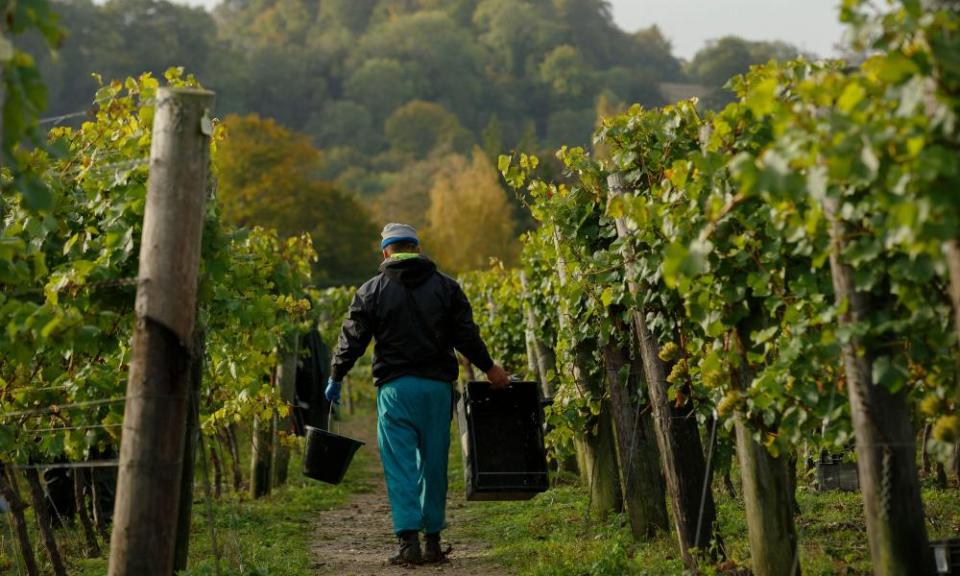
top-left (24, 468), bottom-right (66, 576)
top-left (174, 330), bottom-right (205, 572)
top-left (730, 329), bottom-right (800, 576)
top-left (607, 173), bottom-right (717, 567)
top-left (273, 338), bottom-right (299, 486)
top-left (0, 464), bottom-right (40, 576)
top-left (108, 87), bottom-right (214, 576)
top-left (74, 469), bottom-right (101, 557)
top-left (520, 271), bottom-right (558, 398)
top-left (824, 197), bottom-right (932, 576)
top-left (225, 424), bottom-right (242, 492)
top-left (602, 329), bottom-right (669, 538)
top-left (551, 227), bottom-right (621, 516)
top-left (251, 409), bottom-right (272, 499)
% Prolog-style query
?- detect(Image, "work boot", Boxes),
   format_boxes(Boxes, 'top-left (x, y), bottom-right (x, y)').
top-left (423, 532), bottom-right (450, 564)
top-left (389, 530), bottom-right (422, 565)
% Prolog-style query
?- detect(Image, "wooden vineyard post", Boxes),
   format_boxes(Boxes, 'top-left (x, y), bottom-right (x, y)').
top-left (730, 330), bottom-right (800, 576)
top-left (607, 174), bottom-right (717, 567)
top-left (552, 228), bottom-right (622, 517)
top-left (602, 319), bottom-right (669, 539)
top-left (108, 87), bottom-right (215, 576)
top-left (520, 271), bottom-right (558, 398)
top-left (824, 198), bottom-right (932, 576)
top-left (273, 337), bottom-right (299, 486)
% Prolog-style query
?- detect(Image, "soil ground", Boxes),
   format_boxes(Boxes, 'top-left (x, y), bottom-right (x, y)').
top-left (309, 416), bottom-right (512, 576)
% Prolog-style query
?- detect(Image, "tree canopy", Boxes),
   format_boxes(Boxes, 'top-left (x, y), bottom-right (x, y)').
top-left (27, 0), bottom-right (806, 279)
top-left (213, 115), bottom-right (380, 285)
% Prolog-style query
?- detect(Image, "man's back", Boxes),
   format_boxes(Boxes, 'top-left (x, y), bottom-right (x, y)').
top-left (331, 254), bottom-right (493, 386)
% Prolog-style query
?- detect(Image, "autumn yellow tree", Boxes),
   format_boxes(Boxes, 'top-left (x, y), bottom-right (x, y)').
top-left (423, 148), bottom-right (517, 274)
top-left (214, 114), bottom-right (380, 284)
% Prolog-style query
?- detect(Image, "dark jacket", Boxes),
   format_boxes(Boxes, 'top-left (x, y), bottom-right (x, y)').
top-left (331, 255), bottom-right (494, 386)
top-left (293, 327), bottom-right (332, 433)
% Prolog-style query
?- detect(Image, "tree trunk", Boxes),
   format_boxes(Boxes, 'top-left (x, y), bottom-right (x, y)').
top-left (553, 231), bottom-right (597, 482)
top-left (723, 472), bottom-right (738, 499)
top-left (74, 469), bottom-right (101, 557)
top-left (735, 422), bottom-right (801, 576)
top-left (90, 470), bottom-right (107, 538)
top-left (273, 341), bottom-right (299, 487)
top-left (523, 302), bottom-right (542, 381)
top-left (944, 239), bottom-right (960, 346)
top-left (250, 414), bottom-right (272, 499)
top-left (789, 454), bottom-right (801, 515)
top-left (935, 462), bottom-right (947, 489)
top-left (174, 331), bottom-right (205, 573)
top-left (0, 464), bottom-right (40, 576)
top-left (603, 333), bottom-right (669, 538)
top-left (24, 468), bottom-right (67, 576)
top-left (953, 442), bottom-right (960, 488)
top-left (591, 401), bottom-right (623, 518)
top-left (552, 228), bottom-right (621, 514)
top-left (729, 333), bottom-right (800, 576)
top-left (520, 271), bottom-right (558, 396)
top-left (520, 270), bottom-right (550, 388)
top-left (211, 444), bottom-right (223, 499)
top-left (224, 425), bottom-right (242, 492)
top-left (825, 197), bottom-right (932, 576)
top-left (607, 174), bottom-right (717, 567)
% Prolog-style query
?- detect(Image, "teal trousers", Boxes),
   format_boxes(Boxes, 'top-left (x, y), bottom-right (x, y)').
top-left (377, 375), bottom-right (452, 535)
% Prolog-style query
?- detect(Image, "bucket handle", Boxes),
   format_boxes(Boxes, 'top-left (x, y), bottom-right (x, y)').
top-left (328, 401), bottom-right (339, 435)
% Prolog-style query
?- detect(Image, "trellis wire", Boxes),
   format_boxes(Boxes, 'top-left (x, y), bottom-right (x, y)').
top-left (7, 461), bottom-right (118, 471)
top-left (37, 96), bottom-right (158, 127)
top-left (0, 397), bottom-right (127, 419)
top-left (26, 423), bottom-right (122, 434)
top-left (0, 393), bottom-right (185, 420)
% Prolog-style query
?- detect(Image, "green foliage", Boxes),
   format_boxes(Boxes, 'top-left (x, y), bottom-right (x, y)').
top-left (64, 429), bottom-right (372, 576)
top-left (0, 71), bottom-right (352, 473)
top-left (25, 0), bottom-right (694, 266)
top-left (460, 264), bottom-right (528, 375)
top-left (213, 114), bottom-right (380, 284)
top-left (1, 0), bottom-right (64, 210)
top-left (481, 0), bottom-right (960, 467)
top-left (384, 100), bottom-right (472, 159)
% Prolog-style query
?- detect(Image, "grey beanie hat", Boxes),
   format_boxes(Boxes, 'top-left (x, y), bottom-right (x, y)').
top-left (380, 222), bottom-right (420, 250)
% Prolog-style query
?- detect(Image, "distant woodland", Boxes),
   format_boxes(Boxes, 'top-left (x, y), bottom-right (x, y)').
top-left (30, 0), bottom-right (806, 282)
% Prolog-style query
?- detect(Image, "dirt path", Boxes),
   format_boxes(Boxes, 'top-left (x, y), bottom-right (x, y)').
top-left (309, 417), bottom-right (512, 576)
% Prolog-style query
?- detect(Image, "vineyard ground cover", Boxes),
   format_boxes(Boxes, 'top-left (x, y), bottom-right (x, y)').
top-left (458, 473), bottom-right (960, 576)
top-left (0, 424), bottom-right (368, 576)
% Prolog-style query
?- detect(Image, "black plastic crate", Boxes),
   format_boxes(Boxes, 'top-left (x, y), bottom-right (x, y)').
top-left (933, 539), bottom-right (960, 575)
top-left (816, 452), bottom-right (859, 492)
top-left (456, 380), bottom-right (549, 501)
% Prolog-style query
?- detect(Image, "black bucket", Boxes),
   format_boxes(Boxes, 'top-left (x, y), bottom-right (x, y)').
top-left (303, 425), bottom-right (364, 485)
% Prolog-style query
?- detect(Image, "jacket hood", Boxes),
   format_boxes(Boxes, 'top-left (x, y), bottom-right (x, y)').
top-left (380, 255), bottom-right (438, 287)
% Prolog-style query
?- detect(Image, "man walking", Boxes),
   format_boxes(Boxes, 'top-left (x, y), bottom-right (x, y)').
top-left (325, 223), bottom-right (510, 565)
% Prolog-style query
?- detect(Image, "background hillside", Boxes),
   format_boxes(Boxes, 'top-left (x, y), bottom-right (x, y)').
top-left (30, 0), bottom-right (805, 282)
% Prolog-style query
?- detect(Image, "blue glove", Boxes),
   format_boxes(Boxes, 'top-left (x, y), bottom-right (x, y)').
top-left (325, 378), bottom-right (342, 405)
